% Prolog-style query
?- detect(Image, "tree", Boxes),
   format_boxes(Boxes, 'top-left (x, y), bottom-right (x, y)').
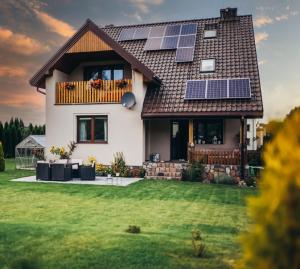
top-left (0, 121), bottom-right (3, 144)
top-left (236, 110), bottom-right (300, 269)
top-left (0, 141), bottom-right (4, 172)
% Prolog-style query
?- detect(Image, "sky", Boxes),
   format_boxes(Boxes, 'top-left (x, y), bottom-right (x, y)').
top-left (0, 0), bottom-right (299, 125)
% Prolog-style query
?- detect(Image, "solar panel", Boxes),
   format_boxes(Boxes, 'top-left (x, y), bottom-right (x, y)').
top-left (118, 28), bottom-right (136, 41)
top-left (165, 24), bottom-right (181, 36)
top-left (133, 27), bottom-right (150, 39)
top-left (144, 37), bottom-right (163, 50)
top-left (175, 47), bottom-right (195, 62)
top-left (149, 26), bottom-right (166, 37)
top-left (178, 34), bottom-right (196, 48)
top-left (228, 79), bottom-right (251, 98)
top-left (161, 36), bottom-right (179, 50)
top-left (185, 80), bottom-right (206, 99)
top-left (207, 80), bottom-right (228, 99)
top-left (181, 23), bottom-right (197, 35)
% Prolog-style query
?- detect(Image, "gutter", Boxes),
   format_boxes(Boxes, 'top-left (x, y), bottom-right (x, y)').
top-left (36, 87), bottom-right (46, 95)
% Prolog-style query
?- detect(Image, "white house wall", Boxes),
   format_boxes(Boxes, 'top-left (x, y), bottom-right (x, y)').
top-left (45, 69), bottom-right (146, 166)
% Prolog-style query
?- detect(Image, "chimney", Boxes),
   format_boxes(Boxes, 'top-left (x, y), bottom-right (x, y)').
top-left (220, 7), bottom-right (238, 21)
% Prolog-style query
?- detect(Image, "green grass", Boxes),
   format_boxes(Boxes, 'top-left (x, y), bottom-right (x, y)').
top-left (0, 159), bottom-right (255, 269)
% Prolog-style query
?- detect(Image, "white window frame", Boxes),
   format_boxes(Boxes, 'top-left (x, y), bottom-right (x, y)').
top-left (201, 59), bottom-right (215, 72)
top-left (204, 29), bottom-right (217, 38)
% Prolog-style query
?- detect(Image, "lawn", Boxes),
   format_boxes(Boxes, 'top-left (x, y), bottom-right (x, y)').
top-left (0, 160), bottom-right (255, 269)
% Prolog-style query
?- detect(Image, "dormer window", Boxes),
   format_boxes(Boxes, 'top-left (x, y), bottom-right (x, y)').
top-left (204, 29), bottom-right (217, 38)
top-left (204, 23), bottom-right (218, 39)
top-left (201, 59), bottom-right (215, 72)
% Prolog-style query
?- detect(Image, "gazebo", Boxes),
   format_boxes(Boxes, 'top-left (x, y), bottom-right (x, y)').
top-left (15, 135), bottom-right (46, 170)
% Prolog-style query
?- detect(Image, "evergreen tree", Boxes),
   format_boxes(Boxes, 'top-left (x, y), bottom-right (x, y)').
top-left (236, 109), bottom-right (300, 269)
top-left (10, 125), bottom-right (17, 157)
top-left (3, 122), bottom-right (9, 158)
top-left (0, 122), bottom-right (3, 144)
top-left (28, 123), bottom-right (33, 135)
top-left (0, 141), bottom-right (4, 172)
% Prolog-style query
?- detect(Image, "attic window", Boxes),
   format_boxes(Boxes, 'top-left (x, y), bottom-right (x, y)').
top-left (201, 59), bottom-right (215, 72)
top-left (204, 23), bottom-right (217, 38)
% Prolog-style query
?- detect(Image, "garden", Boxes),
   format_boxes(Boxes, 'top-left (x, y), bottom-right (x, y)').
top-left (0, 159), bottom-right (254, 269)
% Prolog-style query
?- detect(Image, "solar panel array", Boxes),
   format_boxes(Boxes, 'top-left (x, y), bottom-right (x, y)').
top-left (118, 23), bottom-right (198, 62)
top-left (185, 79), bottom-right (251, 100)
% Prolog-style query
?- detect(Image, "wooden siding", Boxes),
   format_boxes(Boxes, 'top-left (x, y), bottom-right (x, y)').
top-left (67, 31), bottom-right (112, 53)
top-left (188, 148), bottom-right (241, 165)
top-left (55, 79), bottom-right (132, 104)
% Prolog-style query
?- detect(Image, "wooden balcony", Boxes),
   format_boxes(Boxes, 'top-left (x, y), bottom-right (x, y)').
top-left (188, 148), bottom-right (241, 165)
top-left (55, 79), bottom-right (132, 104)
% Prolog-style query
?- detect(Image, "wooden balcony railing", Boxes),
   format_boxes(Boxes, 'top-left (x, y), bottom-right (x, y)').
top-left (55, 79), bottom-right (132, 104)
top-left (188, 148), bottom-right (241, 165)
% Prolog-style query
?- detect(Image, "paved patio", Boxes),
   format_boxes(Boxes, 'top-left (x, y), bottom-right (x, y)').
top-left (11, 176), bottom-right (142, 186)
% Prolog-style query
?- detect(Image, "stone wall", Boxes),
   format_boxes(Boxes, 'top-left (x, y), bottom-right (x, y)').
top-left (144, 162), bottom-right (187, 180)
top-left (203, 164), bottom-right (241, 183)
top-left (144, 161), bottom-right (242, 182)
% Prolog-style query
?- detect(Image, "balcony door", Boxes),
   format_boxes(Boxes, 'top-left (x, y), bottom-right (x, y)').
top-left (171, 120), bottom-right (188, 160)
top-left (84, 65), bottom-right (124, 81)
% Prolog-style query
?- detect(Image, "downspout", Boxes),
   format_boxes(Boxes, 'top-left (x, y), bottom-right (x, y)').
top-left (36, 87), bottom-right (46, 95)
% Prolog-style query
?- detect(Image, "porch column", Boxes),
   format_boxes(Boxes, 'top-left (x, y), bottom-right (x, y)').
top-left (240, 117), bottom-right (247, 179)
top-left (188, 119), bottom-right (194, 144)
top-left (188, 119), bottom-right (194, 162)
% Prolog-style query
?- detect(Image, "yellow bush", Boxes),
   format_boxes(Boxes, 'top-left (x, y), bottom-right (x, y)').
top-left (236, 110), bottom-right (300, 269)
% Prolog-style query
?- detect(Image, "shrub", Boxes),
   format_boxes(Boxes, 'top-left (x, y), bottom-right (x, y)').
top-left (125, 225), bottom-right (141, 234)
top-left (139, 167), bottom-right (146, 178)
top-left (236, 109), bottom-right (300, 269)
top-left (182, 161), bottom-right (204, 182)
top-left (191, 229), bottom-right (206, 257)
top-left (111, 152), bottom-right (126, 176)
top-left (0, 142), bottom-right (5, 172)
top-left (214, 174), bottom-right (236, 185)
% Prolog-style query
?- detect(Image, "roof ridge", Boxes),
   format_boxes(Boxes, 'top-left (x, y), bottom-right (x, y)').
top-left (101, 14), bottom-right (252, 29)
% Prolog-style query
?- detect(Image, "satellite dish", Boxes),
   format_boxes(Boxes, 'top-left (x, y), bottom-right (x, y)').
top-left (121, 92), bottom-right (136, 109)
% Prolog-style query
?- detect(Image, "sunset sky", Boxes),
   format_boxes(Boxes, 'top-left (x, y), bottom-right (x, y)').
top-left (0, 0), bottom-right (299, 124)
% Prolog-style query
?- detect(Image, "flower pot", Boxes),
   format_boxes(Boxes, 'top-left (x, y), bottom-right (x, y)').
top-left (116, 172), bottom-right (120, 177)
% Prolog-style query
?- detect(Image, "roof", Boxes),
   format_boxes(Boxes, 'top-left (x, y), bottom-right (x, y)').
top-left (29, 19), bottom-right (161, 88)
top-left (16, 135), bottom-right (46, 149)
top-left (102, 14), bottom-right (263, 118)
top-left (30, 10), bottom-right (263, 118)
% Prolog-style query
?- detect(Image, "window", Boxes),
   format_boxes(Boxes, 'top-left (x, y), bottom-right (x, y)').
top-left (194, 119), bottom-right (223, 144)
top-left (201, 59), bottom-right (215, 72)
top-left (77, 116), bottom-right (107, 143)
top-left (204, 30), bottom-right (217, 38)
top-left (84, 65), bottom-right (124, 81)
top-left (246, 138), bottom-right (250, 146)
top-left (247, 124), bottom-right (250, 132)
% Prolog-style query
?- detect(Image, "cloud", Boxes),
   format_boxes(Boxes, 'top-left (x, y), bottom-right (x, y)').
top-left (275, 14), bottom-right (289, 21)
top-left (0, 27), bottom-right (50, 55)
top-left (258, 59), bottom-right (267, 66)
top-left (123, 12), bottom-right (142, 22)
top-left (255, 32), bottom-right (269, 45)
top-left (129, 0), bottom-right (164, 14)
top-left (253, 16), bottom-right (273, 28)
top-left (33, 9), bottom-right (75, 37)
top-left (0, 65), bottom-right (27, 78)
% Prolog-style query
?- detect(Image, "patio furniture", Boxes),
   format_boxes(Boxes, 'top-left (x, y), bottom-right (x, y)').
top-left (51, 163), bottom-right (72, 181)
top-left (36, 162), bottom-right (51, 181)
top-left (70, 159), bottom-right (83, 178)
top-left (80, 163), bottom-right (95, 180)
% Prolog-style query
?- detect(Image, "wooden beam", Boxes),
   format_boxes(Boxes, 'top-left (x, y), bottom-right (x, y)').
top-left (188, 119), bottom-right (194, 144)
top-left (240, 117), bottom-right (246, 180)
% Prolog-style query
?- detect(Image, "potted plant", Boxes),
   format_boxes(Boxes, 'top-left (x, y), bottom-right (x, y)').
top-left (116, 79), bottom-right (128, 89)
top-left (90, 79), bottom-right (103, 90)
top-left (64, 82), bottom-right (75, 91)
top-left (50, 141), bottom-right (77, 161)
top-left (111, 152), bottom-right (126, 177)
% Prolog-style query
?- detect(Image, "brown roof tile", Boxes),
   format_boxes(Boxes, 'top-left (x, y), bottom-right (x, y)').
top-left (103, 15), bottom-right (263, 118)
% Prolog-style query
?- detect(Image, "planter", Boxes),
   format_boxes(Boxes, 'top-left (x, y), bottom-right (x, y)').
top-left (80, 165), bottom-right (96, 180)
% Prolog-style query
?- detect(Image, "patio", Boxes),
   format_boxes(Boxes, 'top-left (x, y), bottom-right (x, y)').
top-left (11, 175), bottom-right (142, 186)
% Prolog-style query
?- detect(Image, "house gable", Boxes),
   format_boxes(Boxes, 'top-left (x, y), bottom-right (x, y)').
top-left (67, 30), bottom-right (112, 53)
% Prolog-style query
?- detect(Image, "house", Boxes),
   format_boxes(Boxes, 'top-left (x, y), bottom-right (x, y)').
top-left (29, 7), bottom-right (263, 180)
top-left (246, 119), bottom-right (258, 150)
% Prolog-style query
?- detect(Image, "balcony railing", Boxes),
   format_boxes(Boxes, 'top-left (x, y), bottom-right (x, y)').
top-left (55, 79), bottom-right (132, 104)
top-left (188, 148), bottom-right (241, 165)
